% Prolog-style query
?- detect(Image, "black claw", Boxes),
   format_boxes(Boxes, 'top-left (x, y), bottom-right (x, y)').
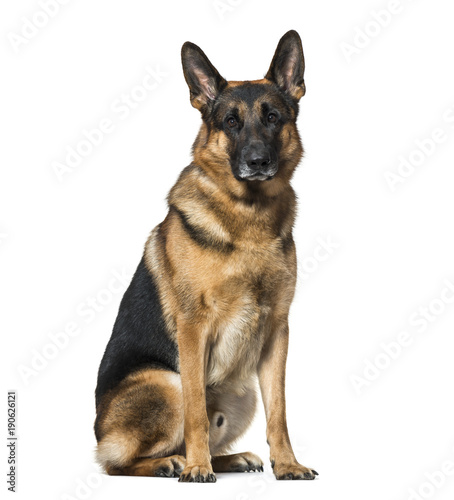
top-left (260, 465), bottom-right (264, 472)
top-left (287, 473), bottom-right (294, 480)
top-left (311, 469), bottom-right (319, 476)
top-left (304, 472), bottom-right (314, 480)
top-left (270, 460), bottom-right (275, 469)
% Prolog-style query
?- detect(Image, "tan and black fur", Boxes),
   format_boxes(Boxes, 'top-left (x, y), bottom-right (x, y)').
top-left (94, 30), bottom-right (318, 482)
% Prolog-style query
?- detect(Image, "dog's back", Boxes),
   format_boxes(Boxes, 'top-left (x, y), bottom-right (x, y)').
top-left (94, 257), bottom-right (178, 412)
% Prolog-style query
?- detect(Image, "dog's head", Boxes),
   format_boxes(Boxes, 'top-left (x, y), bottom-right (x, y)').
top-left (181, 30), bottom-right (305, 189)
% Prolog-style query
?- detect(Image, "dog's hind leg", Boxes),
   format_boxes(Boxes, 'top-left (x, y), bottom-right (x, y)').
top-left (95, 368), bottom-right (185, 477)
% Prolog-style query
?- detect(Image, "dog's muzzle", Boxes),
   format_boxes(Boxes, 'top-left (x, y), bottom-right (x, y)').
top-left (238, 144), bottom-right (278, 181)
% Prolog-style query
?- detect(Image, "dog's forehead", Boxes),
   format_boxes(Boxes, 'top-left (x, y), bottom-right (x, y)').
top-left (218, 82), bottom-right (286, 111)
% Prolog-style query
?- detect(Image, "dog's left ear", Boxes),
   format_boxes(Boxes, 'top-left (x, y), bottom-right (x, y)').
top-left (265, 30), bottom-right (306, 101)
top-left (181, 42), bottom-right (227, 113)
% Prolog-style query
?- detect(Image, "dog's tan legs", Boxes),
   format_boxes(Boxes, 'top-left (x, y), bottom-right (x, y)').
top-left (177, 321), bottom-right (216, 483)
top-left (258, 322), bottom-right (317, 480)
top-left (211, 452), bottom-right (263, 472)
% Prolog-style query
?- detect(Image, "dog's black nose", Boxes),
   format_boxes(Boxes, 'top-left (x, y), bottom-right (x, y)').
top-left (246, 153), bottom-right (271, 170)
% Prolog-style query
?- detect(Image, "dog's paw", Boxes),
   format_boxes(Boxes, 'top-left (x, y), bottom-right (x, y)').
top-left (212, 451), bottom-right (264, 473)
top-left (271, 460), bottom-right (318, 480)
top-left (228, 452), bottom-right (264, 472)
top-left (153, 455), bottom-right (186, 477)
top-left (178, 464), bottom-right (216, 483)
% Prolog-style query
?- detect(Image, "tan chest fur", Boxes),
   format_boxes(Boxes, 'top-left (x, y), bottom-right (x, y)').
top-left (205, 236), bottom-right (294, 389)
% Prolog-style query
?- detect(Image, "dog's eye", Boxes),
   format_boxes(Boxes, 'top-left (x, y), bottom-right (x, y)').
top-left (267, 113), bottom-right (277, 124)
top-left (227, 117), bottom-right (238, 128)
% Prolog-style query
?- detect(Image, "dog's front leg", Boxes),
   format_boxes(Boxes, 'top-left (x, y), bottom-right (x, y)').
top-left (258, 322), bottom-right (318, 480)
top-left (177, 320), bottom-right (216, 483)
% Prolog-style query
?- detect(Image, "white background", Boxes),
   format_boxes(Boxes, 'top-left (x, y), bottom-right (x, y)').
top-left (2, 1), bottom-right (454, 499)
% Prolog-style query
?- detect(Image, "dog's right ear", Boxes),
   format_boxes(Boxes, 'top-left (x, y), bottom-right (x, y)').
top-left (181, 42), bottom-right (227, 113)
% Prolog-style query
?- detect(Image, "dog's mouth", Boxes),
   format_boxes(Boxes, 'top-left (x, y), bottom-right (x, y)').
top-left (236, 163), bottom-right (278, 182)
top-left (242, 173), bottom-right (274, 181)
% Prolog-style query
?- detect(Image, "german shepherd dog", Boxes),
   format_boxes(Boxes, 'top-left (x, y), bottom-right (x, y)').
top-left (94, 30), bottom-right (317, 483)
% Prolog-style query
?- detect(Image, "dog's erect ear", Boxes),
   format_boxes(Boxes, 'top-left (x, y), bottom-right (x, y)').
top-left (181, 42), bottom-right (227, 113)
top-left (265, 30), bottom-right (306, 101)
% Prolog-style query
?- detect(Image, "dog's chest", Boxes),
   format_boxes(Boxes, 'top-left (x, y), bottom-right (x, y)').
top-left (205, 244), bottom-right (288, 388)
top-left (206, 293), bottom-right (269, 388)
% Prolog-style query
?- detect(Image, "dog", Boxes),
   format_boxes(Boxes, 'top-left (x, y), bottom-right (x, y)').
top-left (94, 29), bottom-right (317, 483)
